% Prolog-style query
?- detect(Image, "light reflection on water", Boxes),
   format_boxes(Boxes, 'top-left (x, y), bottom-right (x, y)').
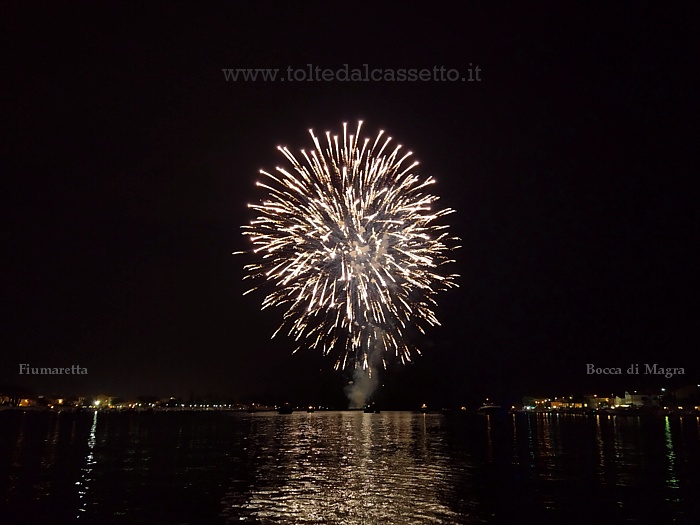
top-left (0, 410), bottom-right (699, 524)
top-left (220, 412), bottom-right (471, 524)
top-left (76, 410), bottom-right (98, 519)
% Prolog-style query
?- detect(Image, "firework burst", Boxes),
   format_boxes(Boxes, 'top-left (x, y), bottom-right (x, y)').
top-left (239, 121), bottom-right (459, 371)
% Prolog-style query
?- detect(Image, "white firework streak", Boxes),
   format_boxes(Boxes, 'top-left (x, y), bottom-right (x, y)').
top-left (240, 121), bottom-right (460, 371)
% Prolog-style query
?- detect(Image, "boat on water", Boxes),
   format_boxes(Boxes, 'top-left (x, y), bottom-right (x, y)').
top-left (476, 398), bottom-right (501, 414)
top-left (306, 406), bottom-right (315, 413)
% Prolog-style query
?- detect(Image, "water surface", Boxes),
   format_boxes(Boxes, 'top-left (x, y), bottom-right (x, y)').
top-left (1, 410), bottom-right (698, 524)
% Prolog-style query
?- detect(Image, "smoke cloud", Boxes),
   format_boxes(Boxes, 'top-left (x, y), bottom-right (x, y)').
top-left (344, 344), bottom-right (382, 408)
top-left (345, 367), bottom-right (379, 409)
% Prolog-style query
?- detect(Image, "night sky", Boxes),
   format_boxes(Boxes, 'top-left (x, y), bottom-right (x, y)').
top-left (2, 3), bottom-right (697, 407)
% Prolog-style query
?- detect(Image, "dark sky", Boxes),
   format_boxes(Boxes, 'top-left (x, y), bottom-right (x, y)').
top-left (2, 3), bottom-right (697, 407)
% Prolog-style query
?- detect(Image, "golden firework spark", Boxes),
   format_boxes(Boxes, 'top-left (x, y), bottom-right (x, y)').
top-left (239, 121), bottom-right (459, 370)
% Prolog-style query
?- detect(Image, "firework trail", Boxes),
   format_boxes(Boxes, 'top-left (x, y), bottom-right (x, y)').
top-left (239, 121), bottom-right (459, 375)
